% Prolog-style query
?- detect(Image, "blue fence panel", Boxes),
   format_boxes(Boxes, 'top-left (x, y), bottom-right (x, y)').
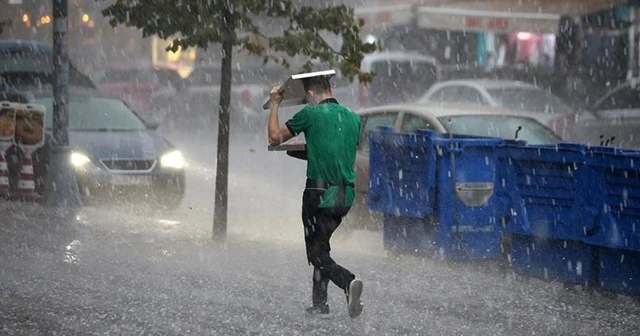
top-left (430, 133), bottom-right (506, 260)
top-left (373, 128), bottom-right (507, 260)
top-left (510, 234), bottom-right (597, 287)
top-left (496, 143), bottom-right (590, 241)
top-left (369, 127), bottom-right (437, 218)
top-left (598, 247), bottom-right (640, 297)
top-left (585, 146), bottom-right (640, 251)
top-left (383, 214), bottom-right (435, 257)
top-left (368, 126), bottom-right (395, 214)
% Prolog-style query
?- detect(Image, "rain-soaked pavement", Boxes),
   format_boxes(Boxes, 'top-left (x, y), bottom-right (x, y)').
top-left (2, 126), bottom-right (640, 335)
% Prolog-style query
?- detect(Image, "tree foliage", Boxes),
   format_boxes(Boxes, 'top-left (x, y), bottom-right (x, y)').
top-left (101, 0), bottom-right (378, 82)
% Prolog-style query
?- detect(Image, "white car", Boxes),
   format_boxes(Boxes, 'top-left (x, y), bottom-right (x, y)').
top-left (418, 79), bottom-right (590, 138)
top-left (329, 51), bottom-right (441, 111)
top-left (568, 80), bottom-right (640, 149)
top-left (347, 102), bottom-right (562, 231)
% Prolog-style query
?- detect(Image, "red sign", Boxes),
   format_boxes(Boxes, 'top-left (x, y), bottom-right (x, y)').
top-left (465, 16), bottom-right (482, 28)
top-left (465, 16), bottom-right (509, 31)
top-left (487, 18), bottom-right (509, 30)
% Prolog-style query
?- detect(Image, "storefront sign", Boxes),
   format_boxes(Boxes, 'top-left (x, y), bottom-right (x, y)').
top-left (354, 4), bottom-right (414, 30)
top-left (417, 7), bottom-right (560, 34)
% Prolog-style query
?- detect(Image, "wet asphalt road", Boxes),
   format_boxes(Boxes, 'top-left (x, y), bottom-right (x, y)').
top-left (1, 125), bottom-right (640, 335)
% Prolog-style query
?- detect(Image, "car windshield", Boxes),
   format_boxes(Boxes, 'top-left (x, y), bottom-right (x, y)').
top-left (439, 115), bottom-right (561, 144)
top-left (0, 50), bottom-right (51, 73)
top-left (35, 96), bottom-right (148, 131)
top-left (486, 87), bottom-right (572, 114)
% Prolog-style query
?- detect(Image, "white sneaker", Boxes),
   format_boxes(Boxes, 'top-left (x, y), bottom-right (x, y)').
top-left (346, 279), bottom-right (363, 318)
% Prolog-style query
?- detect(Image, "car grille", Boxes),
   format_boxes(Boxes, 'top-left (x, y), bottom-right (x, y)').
top-left (100, 159), bottom-right (156, 172)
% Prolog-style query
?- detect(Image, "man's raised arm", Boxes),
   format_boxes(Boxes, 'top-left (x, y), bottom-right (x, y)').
top-left (268, 85), bottom-right (294, 146)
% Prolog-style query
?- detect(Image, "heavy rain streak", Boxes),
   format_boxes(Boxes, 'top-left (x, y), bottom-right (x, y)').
top-left (2, 0), bottom-right (640, 335)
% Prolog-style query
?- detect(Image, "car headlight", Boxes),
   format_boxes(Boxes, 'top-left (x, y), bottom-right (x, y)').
top-left (70, 152), bottom-right (91, 168)
top-left (160, 150), bottom-right (185, 169)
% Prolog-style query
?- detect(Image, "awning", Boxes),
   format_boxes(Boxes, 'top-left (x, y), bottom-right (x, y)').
top-left (415, 0), bottom-right (629, 34)
top-left (457, 0), bottom-right (628, 17)
top-left (416, 6), bottom-right (561, 34)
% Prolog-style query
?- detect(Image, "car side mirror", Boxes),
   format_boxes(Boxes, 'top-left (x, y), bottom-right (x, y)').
top-left (146, 120), bottom-right (161, 130)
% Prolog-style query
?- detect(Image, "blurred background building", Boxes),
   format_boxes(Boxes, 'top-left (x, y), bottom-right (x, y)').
top-left (0, 0), bottom-right (639, 105)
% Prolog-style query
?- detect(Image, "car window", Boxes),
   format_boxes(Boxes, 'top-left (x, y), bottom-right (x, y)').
top-left (400, 113), bottom-right (435, 132)
top-left (486, 87), bottom-right (572, 114)
top-left (596, 87), bottom-right (640, 111)
top-left (440, 115), bottom-right (561, 144)
top-left (427, 86), bottom-right (460, 103)
top-left (360, 112), bottom-right (398, 150)
top-left (0, 50), bottom-right (50, 73)
top-left (36, 96), bottom-right (148, 131)
top-left (457, 87), bottom-right (487, 104)
top-left (367, 59), bottom-right (439, 105)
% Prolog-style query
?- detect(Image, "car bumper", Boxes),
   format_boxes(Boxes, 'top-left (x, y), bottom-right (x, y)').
top-left (74, 165), bottom-right (185, 200)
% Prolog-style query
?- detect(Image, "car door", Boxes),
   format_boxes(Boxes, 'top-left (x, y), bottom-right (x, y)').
top-left (398, 111), bottom-right (441, 133)
top-left (355, 111), bottom-right (400, 196)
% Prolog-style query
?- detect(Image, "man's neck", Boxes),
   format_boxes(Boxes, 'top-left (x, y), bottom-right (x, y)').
top-left (315, 92), bottom-right (334, 102)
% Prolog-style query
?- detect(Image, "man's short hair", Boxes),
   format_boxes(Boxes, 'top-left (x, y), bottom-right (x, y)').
top-left (302, 76), bottom-right (332, 93)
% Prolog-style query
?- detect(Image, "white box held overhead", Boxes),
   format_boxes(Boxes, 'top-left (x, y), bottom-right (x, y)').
top-left (262, 69), bottom-right (336, 110)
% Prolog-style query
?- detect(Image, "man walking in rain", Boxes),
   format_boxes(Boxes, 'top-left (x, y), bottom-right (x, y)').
top-left (267, 75), bottom-right (363, 319)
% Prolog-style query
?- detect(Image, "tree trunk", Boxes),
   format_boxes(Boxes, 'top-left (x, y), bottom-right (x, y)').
top-left (213, 9), bottom-right (235, 240)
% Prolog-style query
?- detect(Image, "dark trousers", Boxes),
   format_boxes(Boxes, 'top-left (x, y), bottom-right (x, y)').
top-left (302, 189), bottom-right (355, 307)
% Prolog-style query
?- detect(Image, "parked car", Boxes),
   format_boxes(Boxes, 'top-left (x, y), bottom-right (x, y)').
top-left (96, 63), bottom-right (185, 121)
top-left (0, 40), bottom-right (95, 90)
top-left (568, 80), bottom-right (640, 149)
top-left (347, 102), bottom-right (562, 231)
top-left (335, 51), bottom-right (441, 111)
top-left (6, 89), bottom-right (186, 209)
top-left (418, 79), bottom-right (593, 138)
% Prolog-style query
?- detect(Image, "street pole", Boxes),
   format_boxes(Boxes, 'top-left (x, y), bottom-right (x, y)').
top-left (212, 8), bottom-right (235, 241)
top-left (44, 0), bottom-right (81, 210)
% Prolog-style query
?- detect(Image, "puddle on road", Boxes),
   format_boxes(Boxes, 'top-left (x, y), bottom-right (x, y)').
top-left (64, 239), bottom-right (81, 264)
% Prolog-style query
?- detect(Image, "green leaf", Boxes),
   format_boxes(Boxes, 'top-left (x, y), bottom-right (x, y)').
top-left (99, 0), bottom-right (377, 82)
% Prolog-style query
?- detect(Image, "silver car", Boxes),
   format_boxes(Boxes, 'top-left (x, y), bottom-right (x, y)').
top-left (418, 79), bottom-right (592, 139)
top-left (347, 102), bottom-right (562, 231)
top-left (568, 80), bottom-right (640, 149)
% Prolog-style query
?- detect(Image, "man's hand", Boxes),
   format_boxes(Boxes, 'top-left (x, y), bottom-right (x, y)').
top-left (267, 85), bottom-right (293, 146)
top-left (269, 85), bottom-right (284, 107)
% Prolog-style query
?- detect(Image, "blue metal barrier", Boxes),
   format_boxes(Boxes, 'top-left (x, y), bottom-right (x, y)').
top-left (370, 127), bottom-right (640, 290)
top-left (428, 132), bottom-right (505, 259)
top-left (497, 143), bottom-right (590, 240)
top-left (495, 142), bottom-right (599, 285)
top-left (368, 127), bottom-right (436, 218)
top-left (584, 146), bottom-right (640, 296)
top-left (370, 128), bottom-right (505, 260)
top-left (585, 146), bottom-right (640, 251)
top-left (510, 234), bottom-right (597, 287)
top-left (598, 247), bottom-right (640, 297)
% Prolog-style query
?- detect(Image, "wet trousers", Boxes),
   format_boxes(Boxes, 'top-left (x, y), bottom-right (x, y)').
top-left (302, 188), bottom-right (355, 307)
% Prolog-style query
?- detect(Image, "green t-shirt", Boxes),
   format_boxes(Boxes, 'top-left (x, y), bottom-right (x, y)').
top-left (285, 99), bottom-right (360, 208)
